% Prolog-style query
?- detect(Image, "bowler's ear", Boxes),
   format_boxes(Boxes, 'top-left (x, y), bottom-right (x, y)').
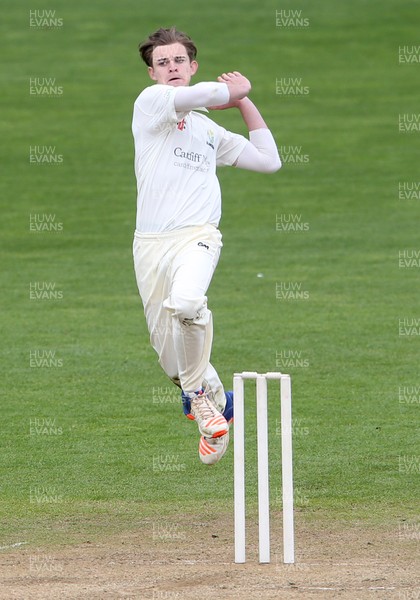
top-left (190, 60), bottom-right (198, 77)
top-left (148, 66), bottom-right (157, 81)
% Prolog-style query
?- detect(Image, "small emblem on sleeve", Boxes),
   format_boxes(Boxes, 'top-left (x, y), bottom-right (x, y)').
top-left (177, 118), bottom-right (186, 131)
top-left (206, 129), bottom-right (215, 149)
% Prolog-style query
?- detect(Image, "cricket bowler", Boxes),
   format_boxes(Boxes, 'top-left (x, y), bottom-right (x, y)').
top-left (132, 27), bottom-right (281, 465)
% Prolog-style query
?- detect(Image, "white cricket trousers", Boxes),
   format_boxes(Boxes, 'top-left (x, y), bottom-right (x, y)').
top-left (133, 224), bottom-right (226, 409)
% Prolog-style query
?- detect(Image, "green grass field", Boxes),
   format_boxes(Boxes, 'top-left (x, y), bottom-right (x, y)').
top-left (1, 0), bottom-right (419, 570)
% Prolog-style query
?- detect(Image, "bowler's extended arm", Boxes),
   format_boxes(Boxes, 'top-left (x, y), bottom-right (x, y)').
top-left (233, 97), bottom-right (281, 173)
top-left (173, 71), bottom-right (251, 112)
top-left (213, 72), bottom-right (281, 173)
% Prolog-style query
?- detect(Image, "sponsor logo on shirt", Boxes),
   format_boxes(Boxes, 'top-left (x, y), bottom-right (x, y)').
top-left (174, 147), bottom-right (208, 163)
top-left (173, 146), bottom-right (211, 173)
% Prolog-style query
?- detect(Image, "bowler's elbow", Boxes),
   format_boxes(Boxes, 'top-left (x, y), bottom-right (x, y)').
top-left (265, 155), bottom-right (282, 174)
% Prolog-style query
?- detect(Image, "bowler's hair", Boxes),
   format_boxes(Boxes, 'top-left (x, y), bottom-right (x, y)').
top-left (139, 27), bottom-right (197, 67)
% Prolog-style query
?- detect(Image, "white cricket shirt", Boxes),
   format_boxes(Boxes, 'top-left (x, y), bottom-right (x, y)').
top-left (132, 84), bottom-right (248, 233)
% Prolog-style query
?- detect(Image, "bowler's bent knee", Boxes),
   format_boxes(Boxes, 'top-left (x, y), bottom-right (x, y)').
top-left (163, 294), bottom-right (210, 326)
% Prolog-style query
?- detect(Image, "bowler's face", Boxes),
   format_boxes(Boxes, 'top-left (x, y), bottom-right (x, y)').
top-left (148, 43), bottom-right (198, 86)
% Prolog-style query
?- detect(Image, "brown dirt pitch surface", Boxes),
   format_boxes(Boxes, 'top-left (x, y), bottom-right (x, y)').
top-left (1, 512), bottom-right (418, 600)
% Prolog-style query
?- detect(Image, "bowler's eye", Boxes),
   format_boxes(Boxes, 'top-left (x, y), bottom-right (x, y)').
top-left (175, 56), bottom-right (186, 64)
top-left (157, 58), bottom-right (169, 66)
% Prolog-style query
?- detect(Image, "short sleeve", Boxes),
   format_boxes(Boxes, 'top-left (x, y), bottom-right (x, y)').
top-left (216, 127), bottom-right (249, 167)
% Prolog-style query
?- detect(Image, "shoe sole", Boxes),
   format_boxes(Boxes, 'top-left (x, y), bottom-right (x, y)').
top-left (199, 433), bottom-right (230, 465)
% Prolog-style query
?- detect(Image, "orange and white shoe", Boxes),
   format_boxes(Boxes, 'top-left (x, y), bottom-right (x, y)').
top-left (182, 389), bottom-right (233, 424)
top-left (189, 390), bottom-right (229, 439)
top-left (199, 430), bottom-right (230, 465)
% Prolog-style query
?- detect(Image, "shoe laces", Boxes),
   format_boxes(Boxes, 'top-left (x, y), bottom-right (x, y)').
top-left (191, 391), bottom-right (218, 421)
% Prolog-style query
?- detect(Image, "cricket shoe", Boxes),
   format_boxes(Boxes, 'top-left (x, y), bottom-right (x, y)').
top-left (182, 389), bottom-right (233, 424)
top-left (199, 430), bottom-right (230, 465)
top-left (189, 389), bottom-right (229, 439)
